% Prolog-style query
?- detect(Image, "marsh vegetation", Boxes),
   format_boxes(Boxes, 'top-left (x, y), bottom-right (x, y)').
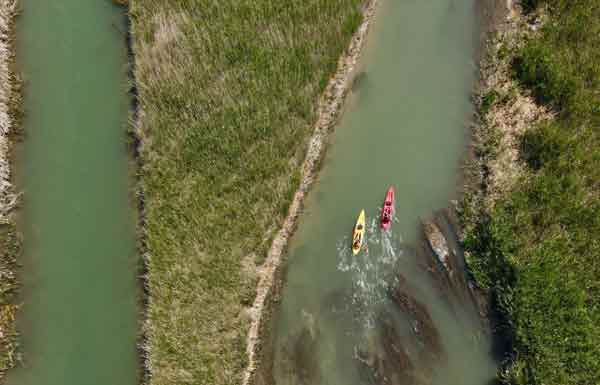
top-left (0, 0), bottom-right (19, 379)
top-left (128, 1), bottom-right (365, 383)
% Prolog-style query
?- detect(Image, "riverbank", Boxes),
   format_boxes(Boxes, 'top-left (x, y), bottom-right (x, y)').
top-left (461, 0), bottom-right (600, 383)
top-left (244, 1), bottom-right (377, 384)
top-left (0, 0), bottom-right (19, 379)
top-left (128, 1), bottom-right (369, 383)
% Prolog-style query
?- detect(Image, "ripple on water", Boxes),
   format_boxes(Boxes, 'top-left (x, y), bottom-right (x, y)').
top-left (337, 213), bottom-right (404, 328)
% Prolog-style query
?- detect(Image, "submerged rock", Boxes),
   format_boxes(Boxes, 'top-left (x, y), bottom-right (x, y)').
top-left (291, 328), bottom-right (320, 384)
top-left (278, 314), bottom-right (321, 385)
top-left (378, 316), bottom-right (421, 385)
top-left (420, 215), bottom-right (471, 307)
top-left (437, 209), bottom-right (492, 322)
top-left (421, 219), bottom-right (452, 274)
top-left (415, 235), bottom-right (456, 309)
top-left (355, 314), bottom-right (431, 385)
top-left (388, 275), bottom-right (445, 364)
top-left (427, 210), bottom-right (491, 324)
top-left (467, 280), bottom-right (490, 321)
top-left (355, 322), bottom-right (414, 385)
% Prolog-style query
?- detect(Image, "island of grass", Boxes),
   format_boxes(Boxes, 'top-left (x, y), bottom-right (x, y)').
top-left (128, 1), bottom-right (365, 383)
top-left (463, 1), bottom-right (600, 384)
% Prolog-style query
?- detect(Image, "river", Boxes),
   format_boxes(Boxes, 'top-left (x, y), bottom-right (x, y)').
top-left (271, 1), bottom-right (498, 384)
top-left (7, 2), bottom-right (138, 385)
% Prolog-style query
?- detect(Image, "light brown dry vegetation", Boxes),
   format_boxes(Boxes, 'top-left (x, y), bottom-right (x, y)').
top-left (474, 11), bottom-right (553, 206)
top-left (0, 0), bottom-right (20, 379)
top-left (129, 1), bottom-right (366, 384)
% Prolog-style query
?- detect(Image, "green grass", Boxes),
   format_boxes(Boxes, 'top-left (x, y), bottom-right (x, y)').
top-left (128, 1), bottom-right (364, 384)
top-left (463, 1), bottom-right (600, 384)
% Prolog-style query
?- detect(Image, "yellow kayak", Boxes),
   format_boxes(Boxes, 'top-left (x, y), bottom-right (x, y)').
top-left (352, 210), bottom-right (366, 255)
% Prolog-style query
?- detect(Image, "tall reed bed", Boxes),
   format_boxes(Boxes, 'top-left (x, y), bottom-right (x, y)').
top-left (129, 1), bottom-right (364, 383)
top-left (0, 0), bottom-right (20, 379)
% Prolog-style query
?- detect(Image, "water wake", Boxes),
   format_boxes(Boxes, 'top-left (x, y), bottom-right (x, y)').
top-left (337, 213), bottom-right (403, 328)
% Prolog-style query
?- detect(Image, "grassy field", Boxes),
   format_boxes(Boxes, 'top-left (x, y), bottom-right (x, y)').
top-left (463, 1), bottom-right (600, 384)
top-left (128, 1), bottom-right (364, 384)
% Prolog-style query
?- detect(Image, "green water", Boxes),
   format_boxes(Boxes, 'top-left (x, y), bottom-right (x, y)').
top-left (7, 2), bottom-right (138, 385)
top-left (272, 1), bottom-right (497, 384)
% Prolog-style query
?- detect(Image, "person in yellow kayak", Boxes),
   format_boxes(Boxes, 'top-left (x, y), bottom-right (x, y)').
top-left (352, 210), bottom-right (367, 255)
top-left (352, 224), bottom-right (368, 254)
top-left (352, 226), bottom-right (363, 250)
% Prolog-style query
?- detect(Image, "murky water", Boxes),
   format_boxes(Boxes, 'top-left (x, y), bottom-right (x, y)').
top-left (7, 2), bottom-right (138, 385)
top-left (271, 1), bottom-right (497, 384)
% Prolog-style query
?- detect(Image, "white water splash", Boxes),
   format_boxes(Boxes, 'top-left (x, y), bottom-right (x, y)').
top-left (337, 213), bottom-right (404, 328)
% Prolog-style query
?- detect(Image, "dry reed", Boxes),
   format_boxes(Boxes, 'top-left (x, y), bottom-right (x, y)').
top-left (0, 0), bottom-right (20, 379)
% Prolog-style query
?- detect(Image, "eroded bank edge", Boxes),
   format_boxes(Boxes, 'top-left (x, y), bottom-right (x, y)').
top-left (0, 0), bottom-right (21, 380)
top-left (119, 1), bottom-right (150, 384)
top-left (242, 1), bottom-right (379, 384)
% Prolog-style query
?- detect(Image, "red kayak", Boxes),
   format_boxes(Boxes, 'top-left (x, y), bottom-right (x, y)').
top-left (381, 186), bottom-right (395, 230)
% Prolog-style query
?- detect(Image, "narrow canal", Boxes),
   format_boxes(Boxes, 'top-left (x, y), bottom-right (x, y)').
top-left (271, 1), bottom-right (497, 384)
top-left (7, 2), bottom-right (138, 385)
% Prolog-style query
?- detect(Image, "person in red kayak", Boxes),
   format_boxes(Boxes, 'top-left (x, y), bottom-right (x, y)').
top-left (381, 186), bottom-right (395, 230)
top-left (382, 206), bottom-right (391, 224)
